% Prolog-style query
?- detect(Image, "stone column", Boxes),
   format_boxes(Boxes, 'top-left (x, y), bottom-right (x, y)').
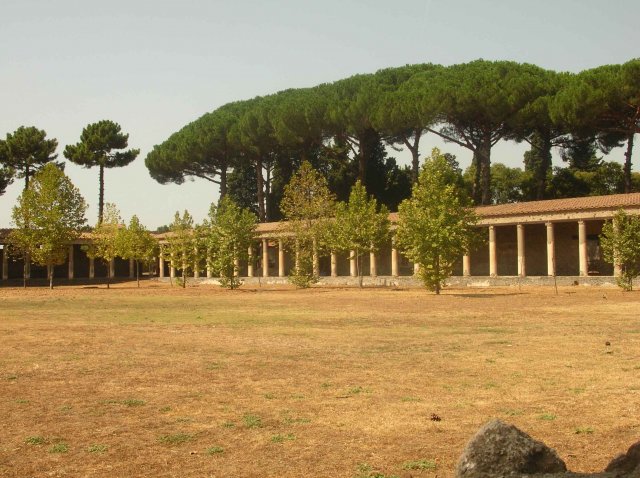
top-left (247, 245), bottom-right (254, 277)
top-left (546, 222), bottom-right (555, 276)
top-left (369, 250), bottom-right (377, 277)
top-left (613, 218), bottom-right (622, 277)
top-left (68, 245), bottom-right (74, 279)
top-left (234, 258), bottom-right (239, 277)
top-left (159, 253), bottom-right (165, 278)
top-left (278, 240), bottom-right (285, 277)
top-left (193, 246), bottom-right (200, 278)
top-left (413, 262), bottom-right (420, 275)
top-left (129, 258), bottom-right (135, 278)
top-left (312, 239), bottom-right (319, 277)
top-left (517, 224), bottom-right (526, 277)
top-left (262, 238), bottom-right (269, 277)
top-left (89, 257), bottom-right (95, 279)
top-left (462, 254), bottom-right (471, 277)
top-left (489, 226), bottom-right (497, 277)
top-left (350, 250), bottom-right (356, 277)
top-left (330, 252), bottom-right (338, 277)
top-left (2, 247), bottom-right (8, 280)
top-left (170, 253), bottom-right (176, 279)
top-left (206, 248), bottom-right (212, 278)
top-left (391, 245), bottom-right (399, 278)
top-left (578, 220), bottom-right (588, 277)
top-left (109, 258), bottom-right (115, 279)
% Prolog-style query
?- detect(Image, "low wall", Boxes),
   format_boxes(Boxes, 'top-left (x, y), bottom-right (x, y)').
top-left (155, 275), bottom-right (620, 288)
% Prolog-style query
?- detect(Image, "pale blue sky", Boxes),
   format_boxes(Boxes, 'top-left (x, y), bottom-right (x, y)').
top-left (1, 0), bottom-right (638, 228)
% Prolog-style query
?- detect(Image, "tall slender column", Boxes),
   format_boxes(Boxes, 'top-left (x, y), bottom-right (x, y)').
top-left (613, 218), bottom-right (622, 277)
top-left (129, 258), bottom-right (135, 278)
top-left (68, 245), bottom-right (74, 279)
top-left (330, 252), bottom-right (338, 277)
top-left (193, 246), bottom-right (200, 278)
top-left (312, 238), bottom-right (319, 276)
top-left (247, 245), bottom-right (254, 277)
top-left (206, 248), bottom-right (212, 278)
top-left (489, 226), bottom-right (497, 277)
top-left (517, 224), bottom-right (526, 277)
top-left (391, 245), bottom-right (399, 277)
top-left (278, 240), bottom-right (285, 277)
top-left (369, 250), bottom-right (377, 277)
top-left (578, 220), bottom-right (588, 277)
top-left (170, 253), bottom-right (176, 279)
top-left (2, 247), bottom-right (8, 280)
top-left (109, 258), bottom-right (115, 279)
top-left (89, 257), bottom-right (95, 279)
top-left (350, 251), bottom-right (356, 277)
top-left (234, 258), bottom-right (239, 277)
top-left (546, 222), bottom-right (555, 276)
top-left (159, 251), bottom-right (165, 278)
top-left (262, 238), bottom-right (269, 277)
top-left (462, 253), bottom-right (471, 277)
top-left (413, 262), bottom-right (420, 275)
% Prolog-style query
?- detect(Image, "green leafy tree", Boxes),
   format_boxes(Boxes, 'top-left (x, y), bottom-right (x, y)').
top-left (206, 197), bottom-right (257, 289)
top-left (9, 163), bottom-right (87, 289)
top-left (490, 163), bottom-right (525, 204)
top-left (280, 161), bottom-right (335, 288)
top-left (64, 120), bottom-right (139, 223)
top-left (89, 203), bottom-right (122, 289)
top-left (118, 215), bottom-right (158, 287)
top-left (166, 210), bottom-right (196, 288)
top-left (395, 148), bottom-right (479, 294)
top-left (0, 126), bottom-right (58, 190)
top-left (330, 180), bottom-right (390, 286)
top-left (601, 210), bottom-right (640, 291)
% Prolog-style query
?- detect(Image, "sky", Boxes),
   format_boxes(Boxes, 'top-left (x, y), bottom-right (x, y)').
top-left (1, 0), bottom-right (638, 228)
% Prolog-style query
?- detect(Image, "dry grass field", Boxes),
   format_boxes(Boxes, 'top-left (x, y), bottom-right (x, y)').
top-left (0, 282), bottom-right (639, 477)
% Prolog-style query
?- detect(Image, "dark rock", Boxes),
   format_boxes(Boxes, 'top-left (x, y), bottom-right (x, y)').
top-left (606, 441), bottom-right (640, 476)
top-left (455, 419), bottom-right (567, 478)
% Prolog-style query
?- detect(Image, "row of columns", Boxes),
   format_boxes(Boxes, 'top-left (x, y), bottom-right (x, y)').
top-left (473, 220), bottom-right (619, 278)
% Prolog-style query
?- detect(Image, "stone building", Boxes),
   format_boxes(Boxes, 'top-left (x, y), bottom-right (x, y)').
top-left (1, 192), bottom-right (639, 285)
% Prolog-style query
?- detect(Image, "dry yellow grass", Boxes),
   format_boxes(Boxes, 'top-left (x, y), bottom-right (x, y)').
top-left (0, 282), bottom-right (639, 477)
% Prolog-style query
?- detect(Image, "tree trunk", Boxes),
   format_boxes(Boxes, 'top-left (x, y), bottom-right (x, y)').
top-left (106, 258), bottom-right (110, 289)
top-left (219, 161), bottom-right (228, 199)
top-left (478, 134), bottom-right (492, 205)
top-left (255, 156), bottom-right (266, 222)
top-left (536, 133), bottom-right (553, 200)
top-left (98, 165), bottom-right (105, 224)
top-left (182, 263), bottom-right (186, 289)
top-left (49, 262), bottom-right (54, 290)
top-left (357, 128), bottom-right (379, 188)
top-left (23, 255), bottom-right (28, 288)
top-left (136, 260), bottom-right (140, 288)
top-left (624, 133), bottom-right (634, 193)
top-left (472, 152), bottom-right (482, 205)
top-left (25, 164), bottom-right (30, 190)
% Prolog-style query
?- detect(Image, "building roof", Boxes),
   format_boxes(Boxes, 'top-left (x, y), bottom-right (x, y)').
top-left (472, 192), bottom-right (640, 218)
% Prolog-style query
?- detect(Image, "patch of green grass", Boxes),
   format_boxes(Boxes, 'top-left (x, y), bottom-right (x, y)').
top-left (282, 417), bottom-right (311, 425)
top-left (206, 446), bottom-right (224, 455)
top-left (15, 399), bottom-right (29, 404)
top-left (575, 426), bottom-right (594, 434)
top-left (502, 409), bottom-right (522, 416)
top-left (402, 458), bottom-right (437, 471)
top-left (243, 414), bottom-right (262, 429)
top-left (7, 374), bottom-right (18, 381)
top-left (539, 413), bottom-right (556, 421)
top-left (176, 417), bottom-right (192, 423)
top-left (87, 444), bottom-right (108, 453)
top-left (49, 443), bottom-right (69, 453)
top-left (121, 399), bottom-right (145, 407)
top-left (400, 396), bottom-right (421, 403)
top-left (222, 421), bottom-right (235, 428)
top-left (354, 462), bottom-right (399, 478)
top-left (25, 436), bottom-right (46, 445)
top-left (347, 386), bottom-right (371, 395)
top-left (264, 393), bottom-right (276, 399)
top-left (320, 382), bottom-right (332, 388)
top-left (206, 362), bottom-right (224, 370)
top-left (570, 387), bottom-right (585, 394)
top-left (158, 433), bottom-right (193, 445)
top-left (271, 433), bottom-right (295, 443)
top-left (159, 406), bottom-right (172, 413)
top-left (60, 405), bottom-right (72, 412)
